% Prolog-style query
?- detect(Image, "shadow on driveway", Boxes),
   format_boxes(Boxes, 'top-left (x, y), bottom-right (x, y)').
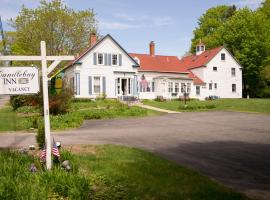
top-left (155, 141), bottom-right (270, 200)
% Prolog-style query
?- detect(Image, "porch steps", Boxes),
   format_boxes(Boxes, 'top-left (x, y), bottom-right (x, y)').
top-left (136, 103), bottom-right (180, 114)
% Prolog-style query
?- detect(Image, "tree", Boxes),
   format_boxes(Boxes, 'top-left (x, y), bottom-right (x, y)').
top-left (190, 2), bottom-right (270, 97)
top-left (190, 5), bottom-right (236, 52)
top-left (9, 0), bottom-right (98, 56)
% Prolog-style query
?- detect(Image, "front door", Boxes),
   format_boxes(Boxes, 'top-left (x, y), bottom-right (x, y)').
top-left (116, 77), bottom-right (132, 96)
top-left (121, 78), bottom-right (127, 95)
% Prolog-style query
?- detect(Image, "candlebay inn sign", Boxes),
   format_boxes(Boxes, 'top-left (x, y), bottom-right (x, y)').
top-left (0, 67), bottom-right (39, 94)
top-left (0, 41), bottom-right (74, 170)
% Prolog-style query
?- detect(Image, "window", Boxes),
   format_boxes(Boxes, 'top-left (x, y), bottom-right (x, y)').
top-left (231, 68), bottom-right (236, 76)
top-left (152, 82), bottom-right (155, 92)
top-left (201, 45), bottom-right (205, 51)
top-left (232, 84), bottom-right (236, 93)
top-left (98, 53), bottom-right (103, 65)
top-left (196, 86), bottom-right (200, 95)
top-left (214, 83), bottom-right (217, 89)
top-left (213, 66), bottom-right (217, 71)
top-left (209, 83), bottom-right (212, 90)
top-left (221, 53), bottom-right (226, 61)
top-left (94, 76), bottom-right (101, 94)
top-left (112, 54), bottom-right (118, 65)
top-left (168, 82), bottom-right (173, 93)
top-left (181, 83), bottom-right (185, 93)
top-left (75, 73), bottom-right (80, 95)
top-left (196, 46), bottom-right (200, 52)
top-left (187, 83), bottom-right (191, 93)
top-left (175, 83), bottom-right (179, 93)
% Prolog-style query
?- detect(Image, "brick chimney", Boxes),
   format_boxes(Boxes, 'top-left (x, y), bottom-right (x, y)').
top-left (89, 33), bottom-right (97, 47)
top-left (149, 41), bottom-right (155, 56)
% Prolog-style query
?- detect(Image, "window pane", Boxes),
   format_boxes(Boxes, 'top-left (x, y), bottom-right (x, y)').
top-left (94, 77), bottom-right (100, 93)
top-left (168, 82), bottom-right (173, 92)
top-left (112, 54), bottom-right (118, 65)
top-left (231, 68), bottom-right (236, 76)
top-left (187, 83), bottom-right (191, 93)
top-left (213, 66), bottom-right (217, 71)
top-left (98, 54), bottom-right (103, 64)
top-left (175, 83), bottom-right (179, 93)
top-left (209, 83), bottom-right (212, 90)
top-left (196, 86), bottom-right (200, 95)
top-left (232, 84), bottom-right (236, 92)
top-left (221, 53), bottom-right (225, 61)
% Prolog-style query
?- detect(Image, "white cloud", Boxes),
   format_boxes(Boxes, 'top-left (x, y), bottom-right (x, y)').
top-left (101, 13), bottom-right (173, 30)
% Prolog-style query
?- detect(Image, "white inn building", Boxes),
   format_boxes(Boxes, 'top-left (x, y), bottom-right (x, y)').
top-left (62, 34), bottom-right (242, 100)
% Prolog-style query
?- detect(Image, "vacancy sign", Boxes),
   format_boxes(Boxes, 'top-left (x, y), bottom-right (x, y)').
top-left (0, 67), bottom-right (39, 94)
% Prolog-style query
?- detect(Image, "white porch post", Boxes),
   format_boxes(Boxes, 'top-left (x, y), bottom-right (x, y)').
top-left (41, 41), bottom-right (52, 170)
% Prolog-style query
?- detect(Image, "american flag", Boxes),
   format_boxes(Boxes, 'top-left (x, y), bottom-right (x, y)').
top-left (40, 145), bottom-right (46, 161)
top-left (52, 139), bottom-right (60, 159)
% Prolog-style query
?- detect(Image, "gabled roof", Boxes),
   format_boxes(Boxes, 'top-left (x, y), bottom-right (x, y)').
top-left (129, 53), bottom-right (205, 85)
top-left (64, 34), bottom-right (139, 71)
top-left (179, 46), bottom-right (223, 70)
top-left (129, 53), bottom-right (189, 74)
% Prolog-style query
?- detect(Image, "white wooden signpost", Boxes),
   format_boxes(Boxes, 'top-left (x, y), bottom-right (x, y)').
top-left (0, 41), bottom-right (74, 170)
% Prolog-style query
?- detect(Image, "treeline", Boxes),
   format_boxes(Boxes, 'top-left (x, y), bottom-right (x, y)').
top-left (191, 0), bottom-right (270, 97)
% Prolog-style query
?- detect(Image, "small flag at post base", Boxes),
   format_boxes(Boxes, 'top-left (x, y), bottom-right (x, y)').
top-left (40, 145), bottom-right (46, 162)
top-left (52, 139), bottom-right (60, 159)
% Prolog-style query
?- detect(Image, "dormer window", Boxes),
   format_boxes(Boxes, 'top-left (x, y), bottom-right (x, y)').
top-left (98, 53), bottom-right (104, 65)
top-left (196, 41), bottom-right (205, 56)
top-left (201, 45), bottom-right (205, 51)
top-left (111, 54), bottom-right (118, 66)
top-left (221, 53), bottom-right (226, 61)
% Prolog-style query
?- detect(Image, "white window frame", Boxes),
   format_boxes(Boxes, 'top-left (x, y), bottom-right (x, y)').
top-left (174, 82), bottom-right (179, 93)
top-left (168, 82), bottom-right (173, 93)
top-left (97, 53), bottom-right (104, 65)
top-left (187, 83), bottom-right (191, 93)
top-left (112, 54), bottom-right (118, 66)
top-left (93, 76), bottom-right (102, 94)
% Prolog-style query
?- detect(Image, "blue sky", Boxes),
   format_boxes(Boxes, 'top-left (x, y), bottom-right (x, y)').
top-left (0, 0), bottom-right (264, 56)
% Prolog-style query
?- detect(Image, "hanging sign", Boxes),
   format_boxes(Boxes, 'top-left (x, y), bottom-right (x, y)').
top-left (0, 66), bottom-right (39, 94)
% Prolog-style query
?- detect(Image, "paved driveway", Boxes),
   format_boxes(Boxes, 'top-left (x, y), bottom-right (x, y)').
top-left (1, 111), bottom-right (270, 200)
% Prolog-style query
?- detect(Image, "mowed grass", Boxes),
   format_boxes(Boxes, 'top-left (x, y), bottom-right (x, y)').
top-left (143, 98), bottom-right (270, 113)
top-left (0, 99), bottom-right (160, 132)
top-left (0, 145), bottom-right (248, 200)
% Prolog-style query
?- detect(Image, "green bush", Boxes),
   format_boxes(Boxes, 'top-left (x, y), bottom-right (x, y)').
top-left (49, 87), bottom-right (73, 115)
top-left (10, 95), bottom-right (26, 110)
top-left (258, 88), bottom-right (270, 98)
top-left (36, 120), bottom-right (45, 149)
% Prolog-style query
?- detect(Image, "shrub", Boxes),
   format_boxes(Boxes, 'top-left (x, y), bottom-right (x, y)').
top-left (155, 96), bottom-right (166, 102)
top-left (258, 88), bottom-right (270, 98)
top-left (49, 87), bottom-right (73, 115)
top-left (36, 120), bottom-right (45, 148)
top-left (10, 95), bottom-right (26, 110)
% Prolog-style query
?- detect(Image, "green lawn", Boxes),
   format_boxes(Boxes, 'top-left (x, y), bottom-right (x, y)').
top-left (143, 98), bottom-right (270, 113)
top-left (0, 145), bottom-right (248, 200)
top-left (0, 99), bottom-right (160, 132)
